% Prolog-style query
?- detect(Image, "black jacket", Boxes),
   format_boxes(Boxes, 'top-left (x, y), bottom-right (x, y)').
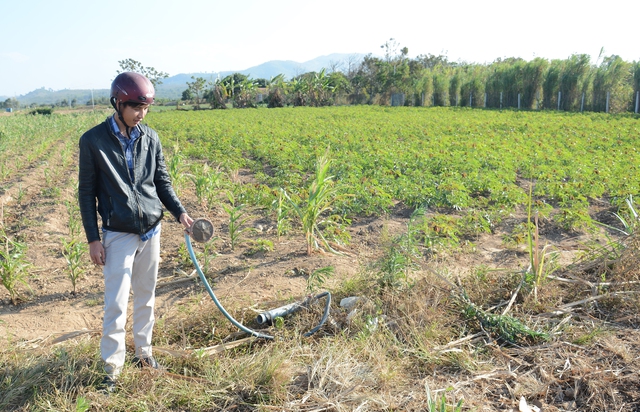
top-left (78, 119), bottom-right (186, 243)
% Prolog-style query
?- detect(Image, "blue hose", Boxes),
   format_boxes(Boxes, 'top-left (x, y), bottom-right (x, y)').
top-left (184, 233), bottom-right (331, 339)
top-left (185, 234), bottom-right (274, 339)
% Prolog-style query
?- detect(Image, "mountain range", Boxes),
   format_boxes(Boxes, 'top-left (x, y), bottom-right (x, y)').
top-left (3, 53), bottom-right (367, 106)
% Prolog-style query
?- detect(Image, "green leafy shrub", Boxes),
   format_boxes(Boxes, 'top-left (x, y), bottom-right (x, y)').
top-left (30, 107), bottom-right (54, 115)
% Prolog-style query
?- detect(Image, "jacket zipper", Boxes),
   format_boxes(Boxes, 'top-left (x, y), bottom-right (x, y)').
top-left (132, 134), bottom-right (144, 234)
top-left (110, 124), bottom-right (145, 233)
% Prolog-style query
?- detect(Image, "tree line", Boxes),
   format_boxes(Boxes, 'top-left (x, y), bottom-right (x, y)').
top-left (180, 43), bottom-right (640, 114)
top-left (9, 51), bottom-right (639, 113)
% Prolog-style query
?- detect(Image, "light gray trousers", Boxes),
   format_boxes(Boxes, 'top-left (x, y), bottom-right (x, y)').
top-left (100, 227), bottom-right (161, 378)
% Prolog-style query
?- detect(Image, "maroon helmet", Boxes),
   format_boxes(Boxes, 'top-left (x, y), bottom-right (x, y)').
top-left (110, 72), bottom-right (155, 107)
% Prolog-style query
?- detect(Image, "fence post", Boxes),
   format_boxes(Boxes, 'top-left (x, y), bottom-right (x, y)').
top-left (636, 91), bottom-right (639, 114)
top-left (557, 91), bottom-right (561, 110)
top-left (536, 91), bottom-right (540, 110)
top-left (518, 93), bottom-right (521, 110)
top-left (469, 92), bottom-right (472, 107)
top-left (606, 92), bottom-right (610, 113)
top-left (581, 93), bottom-right (585, 112)
top-left (484, 93), bottom-right (487, 108)
top-left (500, 92), bottom-right (503, 109)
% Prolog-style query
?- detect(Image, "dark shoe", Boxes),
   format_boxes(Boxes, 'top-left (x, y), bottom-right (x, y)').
top-left (132, 355), bottom-right (161, 369)
top-left (98, 375), bottom-right (116, 394)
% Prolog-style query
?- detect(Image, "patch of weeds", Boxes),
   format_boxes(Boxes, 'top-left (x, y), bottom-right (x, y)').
top-left (473, 264), bottom-right (491, 282)
top-left (571, 327), bottom-right (606, 346)
top-left (462, 295), bottom-right (548, 345)
top-left (375, 242), bottom-right (414, 289)
top-left (375, 228), bottom-right (420, 290)
top-left (196, 238), bottom-right (219, 275)
top-left (41, 186), bottom-right (61, 198)
top-left (502, 221), bottom-right (535, 248)
top-left (84, 298), bottom-right (101, 307)
top-left (338, 272), bottom-right (370, 296)
top-left (306, 266), bottom-right (334, 294)
top-left (244, 238), bottom-right (274, 256)
top-left (418, 213), bottom-right (461, 250)
top-left (555, 202), bottom-right (593, 231)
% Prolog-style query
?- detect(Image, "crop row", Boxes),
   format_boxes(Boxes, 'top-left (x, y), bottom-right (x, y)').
top-left (0, 111), bottom-right (107, 182)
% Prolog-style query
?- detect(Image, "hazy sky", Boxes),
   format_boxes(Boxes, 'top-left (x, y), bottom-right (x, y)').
top-left (1, 0), bottom-right (637, 96)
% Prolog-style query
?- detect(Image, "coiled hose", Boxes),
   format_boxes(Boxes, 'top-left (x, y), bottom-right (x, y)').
top-left (184, 233), bottom-right (331, 339)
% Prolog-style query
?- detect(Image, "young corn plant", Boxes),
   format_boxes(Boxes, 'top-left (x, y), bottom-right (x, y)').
top-left (167, 149), bottom-right (185, 195)
top-left (425, 383), bottom-right (464, 412)
top-left (61, 238), bottom-right (87, 294)
top-left (272, 188), bottom-right (291, 239)
top-left (0, 231), bottom-right (32, 305)
top-left (587, 195), bottom-right (639, 262)
top-left (525, 186), bottom-right (559, 300)
top-left (283, 150), bottom-right (346, 255)
top-left (16, 184), bottom-right (25, 204)
top-left (191, 163), bottom-right (223, 211)
top-left (196, 237), bottom-right (219, 275)
top-left (222, 191), bottom-right (249, 250)
top-left (606, 195), bottom-right (640, 236)
top-left (66, 200), bottom-right (83, 239)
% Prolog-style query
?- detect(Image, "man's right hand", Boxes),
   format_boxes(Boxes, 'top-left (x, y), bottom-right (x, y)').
top-left (89, 240), bottom-right (106, 266)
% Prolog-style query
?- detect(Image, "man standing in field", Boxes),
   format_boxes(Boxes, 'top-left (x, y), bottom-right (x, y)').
top-left (78, 72), bottom-right (193, 392)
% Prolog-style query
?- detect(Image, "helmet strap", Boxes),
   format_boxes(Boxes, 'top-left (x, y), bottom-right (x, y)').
top-left (114, 101), bottom-right (132, 138)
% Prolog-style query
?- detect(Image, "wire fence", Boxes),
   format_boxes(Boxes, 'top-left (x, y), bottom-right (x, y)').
top-left (412, 90), bottom-right (640, 114)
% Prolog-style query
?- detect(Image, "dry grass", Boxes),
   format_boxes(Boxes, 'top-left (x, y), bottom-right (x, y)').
top-left (4, 229), bottom-right (640, 411)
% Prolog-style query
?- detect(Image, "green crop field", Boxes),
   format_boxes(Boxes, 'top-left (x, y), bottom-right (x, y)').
top-left (148, 106), bottom-right (640, 232)
top-left (1, 106), bottom-right (640, 411)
